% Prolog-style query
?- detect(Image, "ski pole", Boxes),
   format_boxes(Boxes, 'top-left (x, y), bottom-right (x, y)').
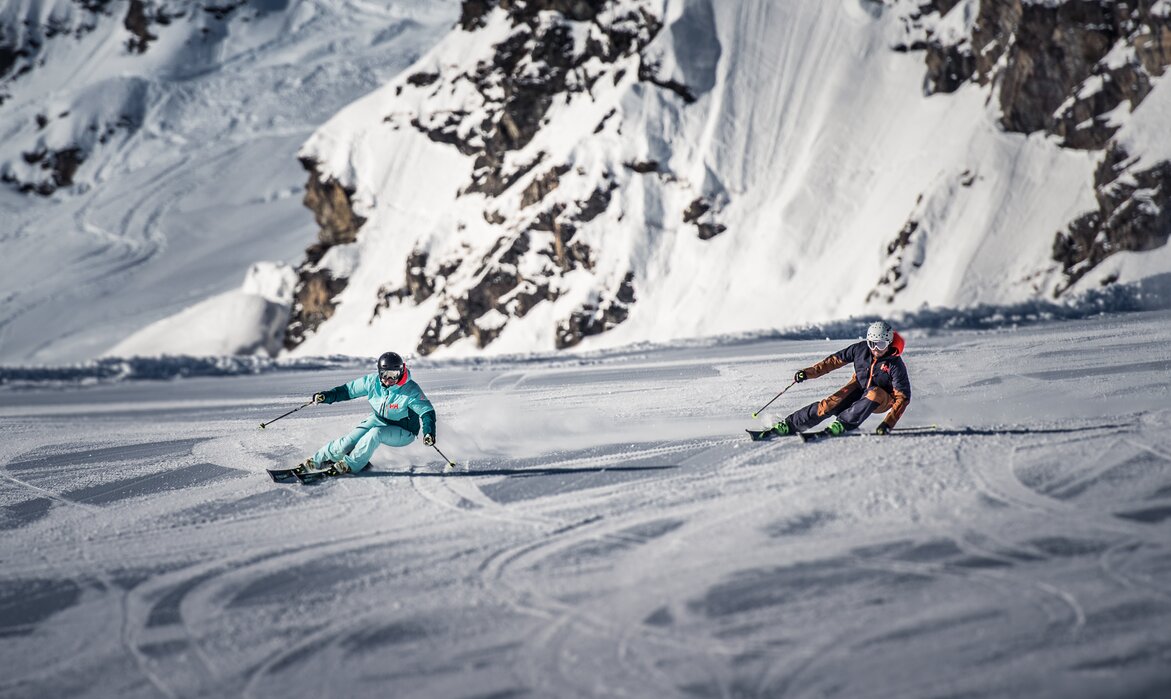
top-left (751, 380), bottom-right (798, 418)
top-left (431, 443), bottom-right (457, 469)
top-left (259, 400), bottom-right (314, 429)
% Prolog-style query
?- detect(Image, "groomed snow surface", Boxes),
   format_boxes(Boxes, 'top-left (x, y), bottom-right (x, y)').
top-left (2, 312), bottom-right (1170, 698)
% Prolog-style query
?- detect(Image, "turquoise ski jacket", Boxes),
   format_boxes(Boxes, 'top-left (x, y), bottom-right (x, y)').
top-left (318, 368), bottom-right (436, 437)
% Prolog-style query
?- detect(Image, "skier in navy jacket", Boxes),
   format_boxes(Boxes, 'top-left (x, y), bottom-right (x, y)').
top-left (771, 320), bottom-right (911, 437)
top-left (300, 351), bottom-right (437, 474)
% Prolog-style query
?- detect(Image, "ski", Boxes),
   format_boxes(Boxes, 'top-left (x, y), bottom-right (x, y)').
top-left (746, 427), bottom-right (779, 441)
top-left (799, 424), bottom-right (939, 442)
top-left (267, 462), bottom-right (344, 484)
top-left (294, 466), bottom-right (340, 484)
top-left (267, 466), bottom-right (303, 483)
top-left (799, 429), bottom-right (833, 443)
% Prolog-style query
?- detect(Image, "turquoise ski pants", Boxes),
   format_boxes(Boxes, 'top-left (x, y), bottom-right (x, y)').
top-left (314, 414), bottom-right (416, 472)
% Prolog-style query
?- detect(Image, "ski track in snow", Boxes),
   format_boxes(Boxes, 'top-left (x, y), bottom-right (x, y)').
top-left (2, 313), bottom-right (1171, 697)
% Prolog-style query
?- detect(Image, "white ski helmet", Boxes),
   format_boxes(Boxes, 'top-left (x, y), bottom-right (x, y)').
top-left (866, 320), bottom-right (894, 352)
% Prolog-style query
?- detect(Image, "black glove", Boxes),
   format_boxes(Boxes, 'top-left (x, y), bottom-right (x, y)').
top-left (874, 423), bottom-right (891, 435)
top-left (793, 370), bottom-right (807, 383)
top-left (312, 392), bottom-right (327, 403)
top-left (423, 433), bottom-right (435, 446)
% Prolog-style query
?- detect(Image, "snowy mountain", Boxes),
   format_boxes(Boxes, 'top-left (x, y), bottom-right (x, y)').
top-left (0, 0), bottom-right (460, 364)
top-left (274, 0), bottom-right (1171, 360)
top-left (1, 0), bottom-right (1170, 365)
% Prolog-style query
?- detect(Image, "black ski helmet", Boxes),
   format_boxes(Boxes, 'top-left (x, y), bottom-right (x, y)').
top-left (377, 351), bottom-right (405, 383)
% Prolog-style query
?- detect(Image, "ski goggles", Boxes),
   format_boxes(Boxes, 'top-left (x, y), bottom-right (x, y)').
top-left (867, 338), bottom-right (891, 352)
top-left (379, 368), bottom-right (404, 383)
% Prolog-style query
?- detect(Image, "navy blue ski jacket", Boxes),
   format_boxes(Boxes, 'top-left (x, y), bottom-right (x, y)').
top-left (803, 335), bottom-right (911, 427)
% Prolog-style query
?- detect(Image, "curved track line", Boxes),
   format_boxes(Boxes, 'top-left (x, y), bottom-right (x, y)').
top-left (0, 462), bottom-right (179, 698)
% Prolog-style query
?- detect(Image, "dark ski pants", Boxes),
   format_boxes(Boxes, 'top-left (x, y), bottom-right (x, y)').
top-left (786, 379), bottom-right (894, 432)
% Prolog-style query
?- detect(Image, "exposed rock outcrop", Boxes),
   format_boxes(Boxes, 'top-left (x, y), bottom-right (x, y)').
top-left (555, 272), bottom-right (636, 349)
top-left (283, 159), bottom-right (367, 350)
top-left (914, 0), bottom-right (1171, 150)
top-left (401, 0), bottom-right (665, 195)
top-left (1, 146), bottom-right (84, 195)
top-left (889, 0), bottom-right (1171, 296)
top-left (1053, 145), bottom-right (1171, 294)
top-left (1, 109), bottom-right (142, 196)
top-left (869, 218), bottom-right (926, 305)
top-left (416, 231), bottom-right (558, 355)
top-left (1, 2), bottom-right (109, 105)
top-left (298, 0), bottom-right (683, 356)
top-left (0, 0), bottom-right (283, 195)
top-left (683, 196), bottom-right (727, 240)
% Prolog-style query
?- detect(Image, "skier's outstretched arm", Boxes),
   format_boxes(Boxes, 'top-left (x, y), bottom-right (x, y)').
top-left (796, 345), bottom-right (854, 382)
top-left (312, 374), bottom-right (373, 404)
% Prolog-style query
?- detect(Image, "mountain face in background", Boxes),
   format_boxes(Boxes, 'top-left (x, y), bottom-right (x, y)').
top-left (290, 0), bottom-right (665, 354)
top-left (0, 0), bottom-right (458, 364)
top-left (911, 0), bottom-right (1171, 293)
top-left (284, 0), bottom-right (1171, 359)
top-left (1, 0), bottom-right (1168, 364)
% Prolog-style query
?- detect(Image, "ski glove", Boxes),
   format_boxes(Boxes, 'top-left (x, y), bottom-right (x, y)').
top-left (793, 370), bottom-right (807, 383)
top-left (423, 433), bottom-right (435, 446)
top-left (313, 392), bottom-right (327, 403)
top-left (874, 423), bottom-right (891, 436)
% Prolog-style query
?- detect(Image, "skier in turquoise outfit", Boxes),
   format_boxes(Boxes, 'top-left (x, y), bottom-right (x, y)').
top-left (302, 351), bottom-right (437, 474)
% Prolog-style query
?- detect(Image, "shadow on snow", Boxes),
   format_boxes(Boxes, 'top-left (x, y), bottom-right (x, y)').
top-left (362, 465), bottom-right (678, 478)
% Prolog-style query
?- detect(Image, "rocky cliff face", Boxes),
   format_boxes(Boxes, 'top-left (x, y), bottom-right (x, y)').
top-left (291, 0), bottom-right (720, 355)
top-left (283, 160), bottom-right (368, 350)
top-left (1053, 143), bottom-right (1171, 292)
top-left (2, 0), bottom-right (112, 194)
top-left (291, 0), bottom-right (1170, 359)
top-left (918, 0), bottom-right (1171, 150)
top-left (883, 0), bottom-right (1171, 297)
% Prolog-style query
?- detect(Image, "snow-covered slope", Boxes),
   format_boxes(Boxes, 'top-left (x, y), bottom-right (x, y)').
top-left (0, 0), bottom-right (459, 364)
top-left (281, 0), bottom-right (1171, 360)
top-left (2, 314), bottom-right (1170, 697)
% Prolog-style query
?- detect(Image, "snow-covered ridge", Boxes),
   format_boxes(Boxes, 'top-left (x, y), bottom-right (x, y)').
top-left (285, 0), bottom-right (1171, 361)
top-left (0, 353), bottom-right (364, 388)
top-left (291, 0), bottom-right (674, 357)
top-left (3, 0), bottom-right (1169, 365)
top-left (1, 0), bottom-right (295, 195)
top-left (0, 0), bottom-right (460, 365)
top-left (902, 0), bottom-right (1171, 293)
top-left (9, 277), bottom-right (1168, 387)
